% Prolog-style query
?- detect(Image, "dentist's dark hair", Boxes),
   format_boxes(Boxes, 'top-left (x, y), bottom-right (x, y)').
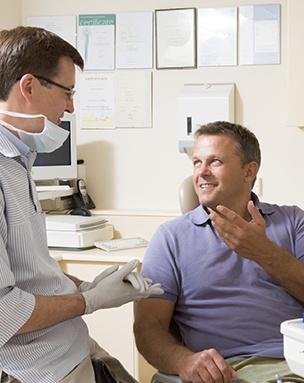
top-left (0, 26), bottom-right (84, 100)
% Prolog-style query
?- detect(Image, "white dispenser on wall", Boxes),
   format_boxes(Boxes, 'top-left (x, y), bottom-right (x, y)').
top-left (178, 83), bottom-right (235, 154)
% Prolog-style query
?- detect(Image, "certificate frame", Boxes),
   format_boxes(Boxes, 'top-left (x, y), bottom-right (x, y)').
top-left (155, 8), bottom-right (197, 69)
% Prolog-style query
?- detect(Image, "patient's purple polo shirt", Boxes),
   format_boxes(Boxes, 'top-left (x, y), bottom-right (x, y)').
top-left (141, 195), bottom-right (304, 358)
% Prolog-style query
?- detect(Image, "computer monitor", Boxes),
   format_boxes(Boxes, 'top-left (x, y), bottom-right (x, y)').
top-left (31, 113), bottom-right (77, 182)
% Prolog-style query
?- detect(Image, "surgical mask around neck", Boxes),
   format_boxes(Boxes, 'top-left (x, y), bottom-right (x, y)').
top-left (0, 109), bottom-right (69, 153)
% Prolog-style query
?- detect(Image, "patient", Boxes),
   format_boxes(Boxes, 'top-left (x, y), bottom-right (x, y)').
top-left (134, 121), bottom-right (304, 383)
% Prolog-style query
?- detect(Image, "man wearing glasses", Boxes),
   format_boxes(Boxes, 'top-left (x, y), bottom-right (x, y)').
top-left (23, 74), bottom-right (76, 100)
top-left (0, 26), bottom-right (163, 383)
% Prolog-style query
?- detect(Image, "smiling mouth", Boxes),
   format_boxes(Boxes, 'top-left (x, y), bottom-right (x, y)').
top-left (200, 184), bottom-right (216, 189)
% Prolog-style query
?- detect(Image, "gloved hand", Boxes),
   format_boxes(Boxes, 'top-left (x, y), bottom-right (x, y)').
top-left (123, 272), bottom-right (153, 293)
top-left (81, 259), bottom-right (164, 314)
top-left (78, 264), bottom-right (119, 292)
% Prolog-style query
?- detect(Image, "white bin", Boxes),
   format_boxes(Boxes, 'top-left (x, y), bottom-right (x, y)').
top-left (281, 318), bottom-right (304, 377)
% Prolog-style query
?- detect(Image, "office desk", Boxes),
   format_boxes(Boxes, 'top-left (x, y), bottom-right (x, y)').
top-left (50, 247), bottom-right (145, 380)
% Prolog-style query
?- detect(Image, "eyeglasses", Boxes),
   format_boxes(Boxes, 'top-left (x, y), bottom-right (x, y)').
top-left (33, 75), bottom-right (76, 100)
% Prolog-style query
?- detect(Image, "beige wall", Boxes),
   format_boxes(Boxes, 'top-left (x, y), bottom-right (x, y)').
top-left (6, 0), bottom-right (304, 213)
top-left (0, 0), bottom-right (21, 28)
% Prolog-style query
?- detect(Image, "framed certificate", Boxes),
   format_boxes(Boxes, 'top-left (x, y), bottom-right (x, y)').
top-left (155, 8), bottom-right (197, 69)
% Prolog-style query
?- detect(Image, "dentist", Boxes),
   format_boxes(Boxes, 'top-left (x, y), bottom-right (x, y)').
top-left (0, 26), bottom-right (163, 383)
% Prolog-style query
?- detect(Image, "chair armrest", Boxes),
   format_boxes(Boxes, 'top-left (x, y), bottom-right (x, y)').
top-left (151, 371), bottom-right (187, 383)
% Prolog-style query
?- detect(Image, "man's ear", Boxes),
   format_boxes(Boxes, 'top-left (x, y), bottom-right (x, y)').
top-left (18, 74), bottom-right (35, 100)
top-left (245, 161), bottom-right (259, 184)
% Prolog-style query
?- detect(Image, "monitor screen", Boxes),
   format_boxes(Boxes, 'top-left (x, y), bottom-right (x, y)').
top-left (31, 113), bottom-right (77, 181)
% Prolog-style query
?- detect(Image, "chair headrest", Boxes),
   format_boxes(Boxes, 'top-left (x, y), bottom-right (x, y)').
top-left (179, 176), bottom-right (200, 214)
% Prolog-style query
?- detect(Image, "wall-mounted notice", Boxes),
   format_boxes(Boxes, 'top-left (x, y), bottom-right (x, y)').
top-left (197, 7), bottom-right (237, 67)
top-left (115, 71), bottom-right (152, 128)
top-left (79, 72), bottom-right (115, 129)
top-left (78, 14), bottom-right (115, 70)
top-left (27, 15), bottom-right (77, 47)
top-left (155, 8), bottom-right (197, 69)
top-left (239, 4), bottom-right (281, 65)
top-left (116, 12), bottom-right (153, 69)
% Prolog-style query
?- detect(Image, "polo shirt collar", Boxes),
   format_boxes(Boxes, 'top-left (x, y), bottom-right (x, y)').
top-left (191, 192), bottom-right (275, 226)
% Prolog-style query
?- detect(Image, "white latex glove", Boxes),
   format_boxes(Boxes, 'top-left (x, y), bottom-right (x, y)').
top-left (78, 264), bottom-right (119, 292)
top-left (123, 272), bottom-right (153, 293)
top-left (82, 259), bottom-right (164, 314)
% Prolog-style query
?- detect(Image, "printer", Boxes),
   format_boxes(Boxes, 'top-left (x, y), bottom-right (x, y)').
top-left (281, 318), bottom-right (304, 377)
top-left (45, 215), bottom-right (114, 250)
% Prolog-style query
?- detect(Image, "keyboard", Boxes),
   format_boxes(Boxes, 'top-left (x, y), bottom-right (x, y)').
top-left (36, 185), bottom-right (71, 192)
top-left (94, 237), bottom-right (149, 252)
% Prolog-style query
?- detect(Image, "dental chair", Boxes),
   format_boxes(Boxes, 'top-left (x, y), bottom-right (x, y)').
top-left (150, 176), bottom-right (199, 383)
top-left (150, 372), bottom-right (185, 383)
top-left (178, 175), bottom-right (200, 215)
top-left (92, 358), bottom-right (116, 383)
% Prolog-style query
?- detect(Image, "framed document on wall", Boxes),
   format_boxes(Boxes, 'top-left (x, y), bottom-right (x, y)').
top-left (155, 8), bottom-right (197, 69)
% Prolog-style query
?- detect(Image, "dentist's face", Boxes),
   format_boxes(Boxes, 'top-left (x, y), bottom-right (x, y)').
top-left (192, 134), bottom-right (250, 212)
top-left (30, 56), bottom-right (76, 127)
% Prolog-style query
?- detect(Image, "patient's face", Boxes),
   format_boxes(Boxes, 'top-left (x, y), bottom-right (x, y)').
top-left (192, 134), bottom-right (250, 212)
